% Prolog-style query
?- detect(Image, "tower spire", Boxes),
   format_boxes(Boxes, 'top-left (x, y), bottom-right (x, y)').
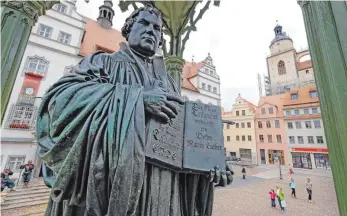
top-left (97, 0), bottom-right (114, 29)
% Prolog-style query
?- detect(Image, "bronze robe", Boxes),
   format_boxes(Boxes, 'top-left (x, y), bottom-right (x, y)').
top-left (36, 43), bottom-right (214, 216)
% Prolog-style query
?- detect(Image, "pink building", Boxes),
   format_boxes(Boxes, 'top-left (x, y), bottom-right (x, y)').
top-left (255, 94), bottom-right (289, 166)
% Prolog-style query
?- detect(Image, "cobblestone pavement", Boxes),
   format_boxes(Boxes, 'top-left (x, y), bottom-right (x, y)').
top-left (213, 167), bottom-right (339, 216)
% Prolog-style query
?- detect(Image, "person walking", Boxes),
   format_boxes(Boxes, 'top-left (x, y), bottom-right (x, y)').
top-left (19, 161), bottom-right (35, 188)
top-left (289, 178), bottom-right (297, 198)
top-left (278, 188), bottom-right (286, 211)
top-left (268, 189), bottom-right (276, 208)
top-left (306, 178), bottom-right (313, 202)
top-left (275, 186), bottom-right (282, 210)
top-left (1, 169), bottom-right (15, 192)
top-left (241, 167), bottom-right (246, 179)
top-left (289, 164), bottom-right (294, 175)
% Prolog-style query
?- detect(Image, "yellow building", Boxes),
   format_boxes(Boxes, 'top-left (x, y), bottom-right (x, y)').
top-left (223, 94), bottom-right (257, 165)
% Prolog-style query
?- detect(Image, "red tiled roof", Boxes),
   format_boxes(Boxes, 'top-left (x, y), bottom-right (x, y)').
top-left (283, 85), bottom-right (319, 109)
top-left (297, 60), bottom-right (312, 70)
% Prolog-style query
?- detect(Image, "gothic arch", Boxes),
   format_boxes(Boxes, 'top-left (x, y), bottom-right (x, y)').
top-left (278, 60), bottom-right (286, 75)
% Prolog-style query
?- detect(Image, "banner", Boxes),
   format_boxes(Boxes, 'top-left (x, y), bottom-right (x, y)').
top-left (17, 73), bottom-right (43, 105)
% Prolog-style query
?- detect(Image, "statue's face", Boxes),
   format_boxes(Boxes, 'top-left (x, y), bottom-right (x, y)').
top-left (128, 10), bottom-right (162, 57)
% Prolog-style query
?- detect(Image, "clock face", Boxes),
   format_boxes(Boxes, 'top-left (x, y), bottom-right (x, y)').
top-left (24, 87), bottom-right (34, 95)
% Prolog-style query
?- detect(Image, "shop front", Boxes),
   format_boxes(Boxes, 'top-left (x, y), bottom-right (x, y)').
top-left (291, 148), bottom-right (329, 169)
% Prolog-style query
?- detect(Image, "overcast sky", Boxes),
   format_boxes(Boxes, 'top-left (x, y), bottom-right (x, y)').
top-left (76, 0), bottom-right (308, 110)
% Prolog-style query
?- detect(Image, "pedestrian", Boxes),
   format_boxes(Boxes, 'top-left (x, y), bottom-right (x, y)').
top-left (268, 189), bottom-right (276, 207)
top-left (289, 164), bottom-right (294, 175)
top-left (1, 169), bottom-right (15, 192)
top-left (289, 178), bottom-right (297, 198)
top-left (306, 178), bottom-right (313, 202)
top-left (278, 187), bottom-right (286, 211)
top-left (241, 166), bottom-right (246, 179)
top-left (275, 186), bottom-right (283, 210)
top-left (19, 160), bottom-right (35, 188)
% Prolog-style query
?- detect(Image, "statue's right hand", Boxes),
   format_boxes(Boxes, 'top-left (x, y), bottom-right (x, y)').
top-left (143, 88), bottom-right (184, 123)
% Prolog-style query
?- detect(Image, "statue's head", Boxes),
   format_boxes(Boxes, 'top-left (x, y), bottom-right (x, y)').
top-left (121, 5), bottom-right (164, 57)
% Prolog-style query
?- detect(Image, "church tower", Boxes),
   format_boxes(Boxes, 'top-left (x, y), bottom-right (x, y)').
top-left (97, 0), bottom-right (114, 29)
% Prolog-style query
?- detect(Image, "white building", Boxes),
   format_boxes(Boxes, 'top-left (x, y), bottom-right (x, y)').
top-left (181, 54), bottom-right (221, 106)
top-left (282, 86), bottom-right (329, 169)
top-left (0, 1), bottom-right (85, 177)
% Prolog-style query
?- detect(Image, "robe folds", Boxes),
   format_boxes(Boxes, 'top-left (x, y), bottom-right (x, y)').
top-left (36, 43), bottom-right (214, 216)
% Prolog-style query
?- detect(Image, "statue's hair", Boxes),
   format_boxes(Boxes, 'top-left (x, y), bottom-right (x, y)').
top-left (121, 4), bottom-right (164, 46)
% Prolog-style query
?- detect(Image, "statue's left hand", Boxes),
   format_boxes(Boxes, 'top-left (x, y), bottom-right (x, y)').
top-left (209, 161), bottom-right (234, 187)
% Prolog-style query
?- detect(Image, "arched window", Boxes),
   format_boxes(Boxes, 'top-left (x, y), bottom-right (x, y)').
top-left (103, 10), bottom-right (107, 18)
top-left (108, 12), bottom-right (111, 19)
top-left (278, 60), bottom-right (286, 75)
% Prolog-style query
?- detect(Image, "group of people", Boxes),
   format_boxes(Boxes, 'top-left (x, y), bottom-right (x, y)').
top-left (1, 161), bottom-right (35, 192)
top-left (268, 178), bottom-right (313, 212)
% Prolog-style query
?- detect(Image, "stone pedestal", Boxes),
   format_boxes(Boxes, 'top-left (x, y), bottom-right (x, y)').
top-left (298, 1), bottom-right (347, 214)
top-left (1, 1), bottom-right (58, 123)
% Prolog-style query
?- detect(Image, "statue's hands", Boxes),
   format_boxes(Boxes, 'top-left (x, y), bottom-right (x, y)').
top-left (143, 88), bottom-right (184, 123)
top-left (209, 162), bottom-right (234, 187)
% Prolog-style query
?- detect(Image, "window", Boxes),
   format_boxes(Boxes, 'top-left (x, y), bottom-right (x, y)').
top-left (314, 120), bottom-right (321, 128)
top-left (268, 107), bottom-right (273, 114)
top-left (266, 121), bottom-right (271, 128)
top-left (261, 108), bottom-right (266, 114)
top-left (259, 135), bottom-right (264, 142)
top-left (308, 136), bottom-right (315, 144)
top-left (56, 3), bottom-right (67, 13)
top-left (213, 87), bottom-right (217, 93)
top-left (312, 108), bottom-right (318, 114)
top-left (6, 105), bottom-right (37, 130)
top-left (278, 60), bottom-right (286, 75)
top-left (289, 136), bottom-right (295, 144)
top-left (25, 56), bottom-right (49, 76)
top-left (275, 120), bottom-right (280, 128)
top-left (6, 156), bottom-right (25, 172)
top-left (258, 121), bottom-right (263, 128)
top-left (38, 24), bottom-right (53, 38)
top-left (236, 135), bottom-right (240, 141)
top-left (247, 122), bottom-right (251, 128)
top-left (241, 122), bottom-right (245, 128)
top-left (236, 111), bottom-right (239, 116)
top-left (306, 69), bottom-right (310, 74)
top-left (227, 136), bottom-right (230, 142)
top-left (310, 90), bottom-right (318, 98)
top-left (202, 83), bottom-right (206, 89)
top-left (267, 135), bottom-right (272, 143)
top-left (236, 123), bottom-right (239, 128)
top-left (305, 121), bottom-right (312, 129)
top-left (209, 69), bottom-right (213, 75)
top-left (277, 135), bottom-right (282, 143)
top-left (287, 122), bottom-right (293, 129)
top-left (295, 121), bottom-right (302, 129)
top-left (242, 136), bottom-right (245, 141)
top-left (207, 85), bottom-right (211, 91)
top-left (298, 136), bottom-right (304, 144)
top-left (294, 110), bottom-right (300, 115)
top-left (304, 109), bottom-right (309, 115)
top-left (242, 110), bottom-right (246, 116)
top-left (317, 136), bottom-right (324, 144)
top-left (58, 31), bottom-right (71, 44)
top-left (291, 93), bottom-right (298, 100)
top-left (248, 135), bottom-right (252, 141)
top-left (286, 110), bottom-right (291, 116)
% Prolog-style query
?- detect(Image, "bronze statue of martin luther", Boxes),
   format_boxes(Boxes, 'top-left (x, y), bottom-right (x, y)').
top-left (36, 5), bottom-right (233, 216)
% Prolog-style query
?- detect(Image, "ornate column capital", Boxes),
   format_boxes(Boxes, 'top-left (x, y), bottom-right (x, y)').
top-left (164, 56), bottom-right (185, 90)
top-left (1, 0), bottom-right (59, 23)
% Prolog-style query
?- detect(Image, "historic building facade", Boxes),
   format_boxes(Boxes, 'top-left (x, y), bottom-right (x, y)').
top-left (223, 94), bottom-right (257, 164)
top-left (283, 86), bottom-right (329, 169)
top-left (0, 1), bottom-right (86, 177)
top-left (255, 94), bottom-right (289, 166)
top-left (181, 54), bottom-right (221, 106)
top-left (264, 24), bottom-right (315, 96)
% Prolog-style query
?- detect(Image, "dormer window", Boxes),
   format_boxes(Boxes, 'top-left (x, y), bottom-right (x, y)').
top-left (291, 93), bottom-right (298, 100)
top-left (310, 90), bottom-right (317, 98)
top-left (56, 4), bottom-right (67, 13)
